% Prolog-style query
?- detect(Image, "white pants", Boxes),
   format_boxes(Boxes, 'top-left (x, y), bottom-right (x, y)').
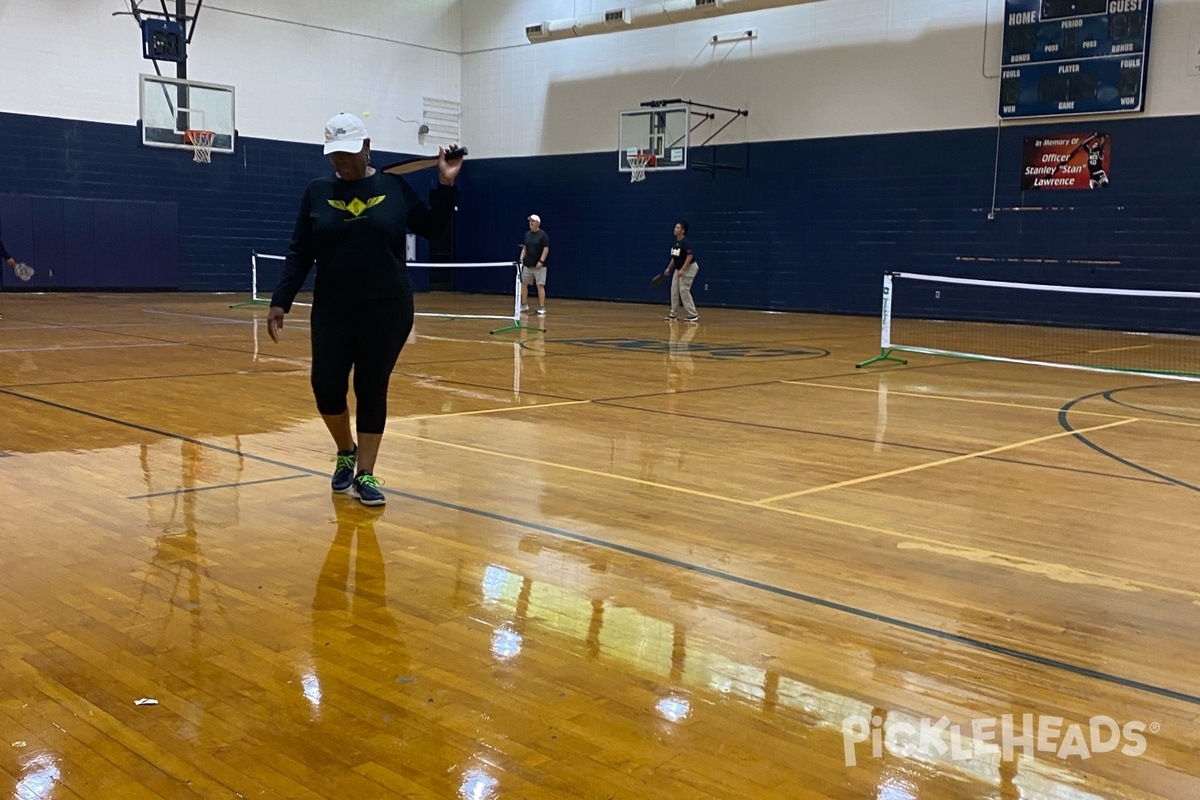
top-left (670, 264), bottom-right (699, 317)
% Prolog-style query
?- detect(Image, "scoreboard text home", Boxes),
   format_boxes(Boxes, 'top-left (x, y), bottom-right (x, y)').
top-left (999, 0), bottom-right (1152, 119)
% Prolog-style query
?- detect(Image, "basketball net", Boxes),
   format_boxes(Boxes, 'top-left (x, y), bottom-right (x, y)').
top-left (627, 152), bottom-right (650, 183)
top-left (186, 129), bottom-right (216, 164)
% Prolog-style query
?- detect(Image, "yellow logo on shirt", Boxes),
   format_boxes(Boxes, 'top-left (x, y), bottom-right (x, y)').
top-left (328, 195), bottom-right (386, 217)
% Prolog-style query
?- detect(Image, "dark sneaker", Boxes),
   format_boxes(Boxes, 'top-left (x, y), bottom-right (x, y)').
top-left (350, 471), bottom-right (385, 506)
top-left (664, 313), bottom-right (677, 321)
top-left (332, 446), bottom-right (357, 493)
top-left (684, 315), bottom-right (699, 323)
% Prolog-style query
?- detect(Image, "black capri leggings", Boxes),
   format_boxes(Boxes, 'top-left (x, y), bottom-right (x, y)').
top-left (309, 295), bottom-right (414, 434)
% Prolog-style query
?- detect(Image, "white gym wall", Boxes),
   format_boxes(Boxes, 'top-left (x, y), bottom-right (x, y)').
top-left (0, 0), bottom-right (1196, 158)
top-left (0, 0), bottom-right (460, 154)
top-left (459, 0), bottom-right (1200, 158)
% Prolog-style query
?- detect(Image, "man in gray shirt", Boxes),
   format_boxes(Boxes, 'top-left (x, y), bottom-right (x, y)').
top-left (519, 214), bottom-right (550, 315)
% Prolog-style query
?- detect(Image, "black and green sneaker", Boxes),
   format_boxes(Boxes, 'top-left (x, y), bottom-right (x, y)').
top-left (331, 445), bottom-right (357, 493)
top-left (350, 471), bottom-right (385, 506)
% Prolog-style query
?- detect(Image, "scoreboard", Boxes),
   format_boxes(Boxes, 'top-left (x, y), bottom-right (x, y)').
top-left (141, 18), bottom-right (187, 63)
top-left (999, 0), bottom-right (1153, 119)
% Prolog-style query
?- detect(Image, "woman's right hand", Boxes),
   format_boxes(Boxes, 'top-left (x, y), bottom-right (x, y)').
top-left (267, 306), bottom-right (286, 343)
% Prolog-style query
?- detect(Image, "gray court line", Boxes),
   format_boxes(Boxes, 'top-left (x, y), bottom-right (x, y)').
top-left (599, 402), bottom-right (1166, 487)
top-left (2, 384), bottom-right (1197, 708)
top-left (0, 342), bottom-right (186, 354)
top-left (1060, 387), bottom-right (1200, 494)
top-left (126, 473), bottom-right (313, 500)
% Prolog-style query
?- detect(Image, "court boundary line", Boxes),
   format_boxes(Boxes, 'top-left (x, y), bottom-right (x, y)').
top-left (7, 381), bottom-right (1183, 604)
top-left (1060, 388), bottom-right (1200, 494)
top-left (756, 419), bottom-right (1138, 503)
top-left (384, 425), bottom-right (1199, 604)
top-left (1102, 389), bottom-right (1200, 425)
top-left (785, 380), bottom-right (1200, 428)
top-left (3, 385), bottom-right (1199, 708)
top-left (126, 473), bottom-right (312, 500)
top-left (398, 400), bottom-right (590, 422)
top-left (375, 485), bottom-right (1200, 707)
top-left (0, 342), bottom-right (187, 354)
top-left (594, 401), bottom-right (1165, 486)
top-left (4, 373), bottom-right (1189, 599)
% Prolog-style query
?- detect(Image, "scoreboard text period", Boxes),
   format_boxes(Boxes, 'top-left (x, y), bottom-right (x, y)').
top-left (999, 0), bottom-right (1152, 119)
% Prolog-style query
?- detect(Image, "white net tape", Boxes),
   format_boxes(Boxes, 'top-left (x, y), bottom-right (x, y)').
top-left (863, 271), bottom-right (1200, 381)
top-left (245, 253), bottom-right (526, 322)
top-left (627, 153), bottom-right (650, 183)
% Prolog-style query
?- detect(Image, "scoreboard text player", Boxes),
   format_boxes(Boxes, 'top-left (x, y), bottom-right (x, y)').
top-left (999, 0), bottom-right (1152, 119)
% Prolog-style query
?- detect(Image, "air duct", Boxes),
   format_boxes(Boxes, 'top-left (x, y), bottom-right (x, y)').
top-left (526, 0), bottom-right (824, 43)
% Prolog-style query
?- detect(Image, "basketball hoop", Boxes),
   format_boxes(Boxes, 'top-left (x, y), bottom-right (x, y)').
top-left (627, 151), bottom-right (655, 183)
top-left (184, 129), bottom-right (216, 163)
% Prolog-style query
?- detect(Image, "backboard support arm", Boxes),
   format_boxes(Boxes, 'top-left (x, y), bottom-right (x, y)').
top-left (639, 98), bottom-right (749, 176)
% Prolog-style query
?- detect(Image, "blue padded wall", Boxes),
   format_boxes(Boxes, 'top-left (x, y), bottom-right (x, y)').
top-left (0, 112), bottom-right (437, 293)
top-left (0, 195), bottom-right (179, 290)
top-left (2, 110), bottom-right (1197, 330)
top-left (453, 114), bottom-right (1200, 329)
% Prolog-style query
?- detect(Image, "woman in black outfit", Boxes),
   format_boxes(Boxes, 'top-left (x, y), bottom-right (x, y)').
top-left (268, 112), bottom-right (461, 506)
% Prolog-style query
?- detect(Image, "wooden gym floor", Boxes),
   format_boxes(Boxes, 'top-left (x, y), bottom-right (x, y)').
top-left (1, 292), bottom-right (1198, 799)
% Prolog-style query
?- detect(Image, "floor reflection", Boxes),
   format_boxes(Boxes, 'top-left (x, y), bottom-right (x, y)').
top-left (308, 498), bottom-right (408, 722)
top-left (470, 550), bottom-right (1153, 800)
top-left (15, 751), bottom-right (61, 800)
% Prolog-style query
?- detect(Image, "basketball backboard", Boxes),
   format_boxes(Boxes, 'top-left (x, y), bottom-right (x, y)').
top-left (618, 105), bottom-right (689, 173)
top-left (140, 74), bottom-right (235, 154)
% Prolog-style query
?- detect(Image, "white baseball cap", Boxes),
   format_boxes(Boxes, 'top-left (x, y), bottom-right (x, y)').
top-left (528, 214), bottom-right (541, 223)
top-left (323, 112), bottom-right (368, 155)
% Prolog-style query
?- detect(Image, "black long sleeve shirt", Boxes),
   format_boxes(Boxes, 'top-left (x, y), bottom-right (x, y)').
top-left (0, 236), bottom-right (10, 262)
top-left (270, 171), bottom-right (457, 312)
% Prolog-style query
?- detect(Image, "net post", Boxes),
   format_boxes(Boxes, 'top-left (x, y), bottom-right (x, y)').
top-left (490, 261), bottom-right (545, 335)
top-left (881, 272), bottom-right (893, 349)
top-left (513, 261), bottom-right (521, 320)
top-left (230, 250), bottom-right (270, 308)
top-left (856, 272), bottom-right (908, 368)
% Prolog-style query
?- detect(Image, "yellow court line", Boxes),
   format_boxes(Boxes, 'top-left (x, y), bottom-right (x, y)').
top-left (387, 431), bottom-right (763, 506)
top-left (397, 399), bottom-right (590, 422)
top-left (755, 418), bottom-right (1138, 503)
top-left (738, 494), bottom-right (1196, 602)
top-left (782, 380), bottom-right (1200, 428)
top-left (386, 426), bottom-right (1200, 604)
top-left (783, 380), bottom-right (1126, 418)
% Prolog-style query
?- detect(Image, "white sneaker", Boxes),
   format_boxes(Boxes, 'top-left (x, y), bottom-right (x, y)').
top-left (519, 304), bottom-right (529, 312)
top-left (536, 307), bottom-right (546, 316)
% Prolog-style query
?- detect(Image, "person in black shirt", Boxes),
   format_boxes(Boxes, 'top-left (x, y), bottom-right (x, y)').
top-left (0, 235), bottom-right (15, 274)
top-left (268, 112), bottom-right (461, 506)
top-left (662, 220), bottom-right (699, 323)
top-left (518, 214), bottom-right (550, 315)
top-left (0, 234), bottom-right (17, 320)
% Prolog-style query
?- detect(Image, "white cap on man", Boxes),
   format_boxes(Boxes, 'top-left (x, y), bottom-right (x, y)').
top-left (323, 112), bottom-right (368, 155)
top-left (528, 214), bottom-right (541, 223)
